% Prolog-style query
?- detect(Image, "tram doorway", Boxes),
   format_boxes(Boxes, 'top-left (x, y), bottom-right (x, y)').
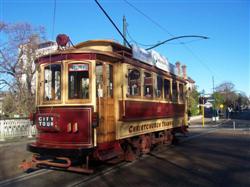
top-left (96, 62), bottom-right (115, 143)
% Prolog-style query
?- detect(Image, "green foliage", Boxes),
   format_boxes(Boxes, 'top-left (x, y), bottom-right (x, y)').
top-left (212, 92), bottom-right (225, 109)
top-left (2, 93), bottom-right (17, 117)
top-left (2, 90), bottom-right (35, 117)
top-left (188, 87), bottom-right (200, 116)
top-left (213, 82), bottom-right (249, 110)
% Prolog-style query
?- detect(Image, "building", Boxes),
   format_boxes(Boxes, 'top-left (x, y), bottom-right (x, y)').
top-left (20, 40), bottom-right (58, 93)
top-left (186, 76), bottom-right (195, 91)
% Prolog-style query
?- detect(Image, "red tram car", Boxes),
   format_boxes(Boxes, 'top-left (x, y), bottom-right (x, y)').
top-left (26, 36), bottom-right (189, 173)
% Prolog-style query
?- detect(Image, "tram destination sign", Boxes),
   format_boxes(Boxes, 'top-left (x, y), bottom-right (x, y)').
top-left (69, 64), bottom-right (88, 72)
top-left (36, 114), bottom-right (59, 131)
top-left (38, 116), bottom-right (54, 127)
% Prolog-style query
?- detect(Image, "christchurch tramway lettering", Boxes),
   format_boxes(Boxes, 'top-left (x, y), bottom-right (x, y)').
top-left (128, 120), bottom-right (174, 134)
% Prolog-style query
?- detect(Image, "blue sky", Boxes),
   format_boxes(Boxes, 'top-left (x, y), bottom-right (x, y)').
top-left (1, 0), bottom-right (249, 95)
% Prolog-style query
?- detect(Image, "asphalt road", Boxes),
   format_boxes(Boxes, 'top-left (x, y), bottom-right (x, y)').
top-left (231, 109), bottom-right (250, 120)
top-left (0, 119), bottom-right (249, 187)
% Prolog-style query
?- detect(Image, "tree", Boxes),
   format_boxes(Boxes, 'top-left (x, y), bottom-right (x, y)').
top-left (2, 92), bottom-right (17, 117)
top-left (188, 86), bottom-right (200, 116)
top-left (236, 92), bottom-right (250, 110)
top-left (215, 82), bottom-right (237, 107)
top-left (0, 22), bottom-right (45, 117)
top-left (212, 91), bottom-right (225, 109)
top-left (214, 81), bottom-right (249, 111)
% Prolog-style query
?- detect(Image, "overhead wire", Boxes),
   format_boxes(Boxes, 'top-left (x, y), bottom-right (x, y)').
top-left (123, 0), bottom-right (221, 81)
top-left (126, 28), bottom-right (156, 47)
top-left (51, 0), bottom-right (57, 40)
top-left (123, 0), bottom-right (173, 38)
top-left (47, 0), bottom-right (57, 114)
top-left (127, 27), bottom-right (206, 47)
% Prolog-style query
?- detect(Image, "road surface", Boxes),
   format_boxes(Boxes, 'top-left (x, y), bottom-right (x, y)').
top-left (0, 118), bottom-right (249, 187)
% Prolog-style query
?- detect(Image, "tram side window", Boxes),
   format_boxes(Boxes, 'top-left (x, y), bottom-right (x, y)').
top-left (164, 79), bottom-right (171, 100)
top-left (155, 76), bottom-right (163, 98)
top-left (179, 83), bottom-right (184, 101)
top-left (144, 72), bottom-right (153, 98)
top-left (128, 69), bottom-right (141, 96)
top-left (44, 64), bottom-right (61, 101)
top-left (68, 64), bottom-right (89, 99)
top-left (172, 81), bottom-right (178, 102)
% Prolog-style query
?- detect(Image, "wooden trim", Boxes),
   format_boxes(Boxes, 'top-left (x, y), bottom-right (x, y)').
top-left (36, 53), bottom-right (96, 64)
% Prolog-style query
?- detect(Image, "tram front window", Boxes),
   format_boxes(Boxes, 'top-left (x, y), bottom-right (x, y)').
top-left (68, 63), bottom-right (89, 99)
top-left (44, 64), bottom-right (61, 101)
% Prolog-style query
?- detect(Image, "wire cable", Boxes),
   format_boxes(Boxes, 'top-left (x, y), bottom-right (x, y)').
top-left (123, 0), bottom-right (221, 79)
top-left (123, 0), bottom-right (173, 37)
top-left (51, 0), bottom-right (57, 40)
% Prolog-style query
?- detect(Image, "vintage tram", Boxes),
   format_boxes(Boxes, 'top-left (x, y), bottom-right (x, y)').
top-left (25, 35), bottom-right (189, 173)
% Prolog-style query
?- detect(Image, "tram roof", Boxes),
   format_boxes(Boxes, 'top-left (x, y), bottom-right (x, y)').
top-left (35, 39), bottom-right (189, 82)
top-left (74, 39), bottom-right (131, 52)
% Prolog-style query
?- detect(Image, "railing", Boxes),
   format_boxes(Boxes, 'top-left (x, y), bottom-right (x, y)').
top-left (0, 118), bottom-right (37, 141)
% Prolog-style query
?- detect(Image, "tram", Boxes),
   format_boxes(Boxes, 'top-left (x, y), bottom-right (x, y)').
top-left (25, 35), bottom-right (189, 173)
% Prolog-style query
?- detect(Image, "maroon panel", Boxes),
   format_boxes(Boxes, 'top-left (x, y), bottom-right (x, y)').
top-left (120, 100), bottom-right (185, 121)
top-left (36, 53), bottom-right (96, 64)
top-left (35, 107), bottom-right (93, 148)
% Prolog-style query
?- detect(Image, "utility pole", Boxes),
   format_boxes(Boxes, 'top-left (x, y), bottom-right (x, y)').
top-left (94, 0), bottom-right (132, 48)
top-left (212, 76), bottom-right (216, 121)
top-left (212, 76), bottom-right (215, 94)
top-left (202, 98), bottom-right (205, 127)
top-left (123, 16), bottom-right (127, 47)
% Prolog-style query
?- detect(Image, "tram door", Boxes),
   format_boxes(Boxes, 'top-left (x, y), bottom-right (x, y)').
top-left (96, 62), bottom-right (115, 143)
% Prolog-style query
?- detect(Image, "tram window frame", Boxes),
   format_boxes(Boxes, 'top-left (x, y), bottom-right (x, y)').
top-left (163, 78), bottom-right (171, 101)
top-left (127, 67), bottom-right (141, 97)
top-left (66, 62), bottom-right (91, 103)
top-left (42, 63), bottom-right (62, 104)
top-left (155, 75), bottom-right (163, 99)
top-left (172, 81), bottom-right (178, 102)
top-left (179, 83), bottom-right (184, 102)
top-left (143, 71), bottom-right (153, 99)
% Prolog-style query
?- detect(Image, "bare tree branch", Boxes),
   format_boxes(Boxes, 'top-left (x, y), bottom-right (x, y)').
top-left (0, 22), bottom-right (46, 116)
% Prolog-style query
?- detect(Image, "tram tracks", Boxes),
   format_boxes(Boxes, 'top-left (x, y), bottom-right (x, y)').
top-left (0, 120), bottom-right (237, 187)
top-left (0, 169), bottom-right (53, 187)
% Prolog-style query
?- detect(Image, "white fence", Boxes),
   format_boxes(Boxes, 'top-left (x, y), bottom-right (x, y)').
top-left (0, 118), bottom-right (37, 141)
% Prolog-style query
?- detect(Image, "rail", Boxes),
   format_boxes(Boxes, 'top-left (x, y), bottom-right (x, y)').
top-left (0, 118), bottom-right (37, 141)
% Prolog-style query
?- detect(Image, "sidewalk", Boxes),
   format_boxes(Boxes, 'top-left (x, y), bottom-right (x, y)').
top-left (0, 136), bottom-right (35, 148)
top-left (189, 118), bottom-right (228, 128)
top-left (0, 137), bottom-right (34, 181)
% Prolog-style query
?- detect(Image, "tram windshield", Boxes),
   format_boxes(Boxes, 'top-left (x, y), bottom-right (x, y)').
top-left (44, 64), bottom-right (61, 101)
top-left (68, 63), bottom-right (89, 99)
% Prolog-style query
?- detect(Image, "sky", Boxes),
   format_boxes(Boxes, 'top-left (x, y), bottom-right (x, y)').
top-left (1, 0), bottom-right (249, 96)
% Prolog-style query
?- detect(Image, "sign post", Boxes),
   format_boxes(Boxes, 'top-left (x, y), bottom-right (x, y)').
top-left (199, 94), bottom-right (205, 128)
top-left (202, 100), bottom-right (205, 127)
